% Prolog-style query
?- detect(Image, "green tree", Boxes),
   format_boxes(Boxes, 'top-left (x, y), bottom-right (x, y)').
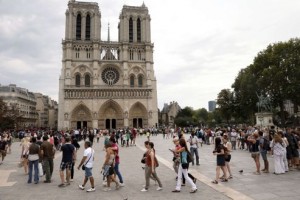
top-left (174, 106), bottom-right (195, 127)
top-left (216, 89), bottom-right (235, 124)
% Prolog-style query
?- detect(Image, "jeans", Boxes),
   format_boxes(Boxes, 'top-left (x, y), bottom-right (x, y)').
top-left (176, 164), bottom-right (196, 191)
top-left (190, 147), bottom-right (199, 165)
top-left (28, 160), bottom-right (39, 183)
top-left (114, 163), bottom-right (123, 183)
top-left (43, 158), bottom-right (54, 181)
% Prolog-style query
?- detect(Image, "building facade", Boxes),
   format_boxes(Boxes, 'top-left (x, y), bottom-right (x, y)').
top-left (58, 0), bottom-right (158, 130)
top-left (160, 101), bottom-right (181, 127)
top-left (35, 93), bottom-right (58, 129)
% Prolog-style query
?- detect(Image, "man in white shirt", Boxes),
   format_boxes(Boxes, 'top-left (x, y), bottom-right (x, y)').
top-left (77, 141), bottom-right (95, 192)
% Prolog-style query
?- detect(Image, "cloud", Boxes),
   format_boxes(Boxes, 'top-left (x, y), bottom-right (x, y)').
top-left (0, 0), bottom-right (300, 111)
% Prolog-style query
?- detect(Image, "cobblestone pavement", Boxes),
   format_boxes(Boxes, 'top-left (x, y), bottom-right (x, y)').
top-left (1, 134), bottom-right (299, 200)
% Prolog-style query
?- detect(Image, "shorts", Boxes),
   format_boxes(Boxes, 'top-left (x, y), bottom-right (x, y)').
top-left (225, 154), bottom-right (231, 162)
top-left (60, 161), bottom-right (72, 171)
top-left (217, 156), bottom-right (225, 166)
top-left (251, 152), bottom-right (260, 159)
top-left (85, 167), bottom-right (93, 178)
top-left (260, 150), bottom-right (268, 161)
top-left (0, 150), bottom-right (6, 157)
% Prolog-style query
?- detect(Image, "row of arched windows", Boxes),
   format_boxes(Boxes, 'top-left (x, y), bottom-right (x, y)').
top-left (76, 14), bottom-right (91, 40)
top-left (75, 74), bottom-right (91, 87)
top-left (130, 74), bottom-right (144, 87)
top-left (129, 17), bottom-right (141, 43)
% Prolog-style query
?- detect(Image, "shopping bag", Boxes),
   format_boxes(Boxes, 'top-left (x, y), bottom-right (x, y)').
top-left (38, 163), bottom-right (43, 177)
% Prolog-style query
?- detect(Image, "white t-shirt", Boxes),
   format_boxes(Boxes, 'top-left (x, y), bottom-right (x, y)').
top-left (84, 147), bottom-right (94, 168)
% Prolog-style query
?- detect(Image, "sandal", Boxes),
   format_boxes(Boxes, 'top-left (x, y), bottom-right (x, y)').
top-left (221, 179), bottom-right (228, 182)
top-left (211, 180), bottom-right (218, 184)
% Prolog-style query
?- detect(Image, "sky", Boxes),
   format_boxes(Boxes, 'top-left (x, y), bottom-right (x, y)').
top-left (0, 0), bottom-right (300, 110)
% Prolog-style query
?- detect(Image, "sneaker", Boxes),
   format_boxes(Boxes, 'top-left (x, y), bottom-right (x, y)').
top-left (87, 188), bottom-right (95, 192)
top-left (141, 188), bottom-right (148, 192)
top-left (157, 187), bottom-right (163, 191)
top-left (78, 185), bottom-right (85, 190)
top-left (119, 183), bottom-right (125, 187)
top-left (102, 181), bottom-right (107, 186)
top-left (70, 179), bottom-right (74, 182)
top-left (103, 188), bottom-right (112, 192)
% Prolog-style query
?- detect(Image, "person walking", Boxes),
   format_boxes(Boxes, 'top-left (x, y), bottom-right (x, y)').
top-left (110, 137), bottom-right (125, 187)
top-left (171, 138), bottom-right (197, 193)
top-left (102, 142), bottom-right (120, 191)
top-left (40, 135), bottom-right (56, 183)
top-left (188, 132), bottom-right (200, 166)
top-left (58, 137), bottom-right (76, 187)
top-left (0, 136), bottom-right (8, 165)
top-left (141, 141), bottom-right (163, 192)
top-left (27, 137), bottom-right (40, 184)
top-left (78, 141), bottom-right (95, 192)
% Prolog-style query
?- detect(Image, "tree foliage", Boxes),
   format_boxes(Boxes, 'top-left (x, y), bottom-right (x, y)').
top-left (218, 38), bottom-right (300, 127)
top-left (0, 98), bottom-right (23, 130)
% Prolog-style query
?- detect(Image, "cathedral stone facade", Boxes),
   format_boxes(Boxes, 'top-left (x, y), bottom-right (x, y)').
top-left (58, 0), bottom-right (158, 130)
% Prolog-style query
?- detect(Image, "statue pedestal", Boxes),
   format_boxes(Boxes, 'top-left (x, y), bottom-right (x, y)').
top-left (255, 112), bottom-right (274, 129)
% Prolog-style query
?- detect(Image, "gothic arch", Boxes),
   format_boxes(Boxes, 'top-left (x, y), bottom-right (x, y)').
top-left (72, 65), bottom-right (93, 78)
top-left (70, 103), bottom-right (92, 129)
top-left (128, 65), bottom-right (146, 76)
top-left (98, 100), bottom-right (123, 129)
top-left (129, 102), bottom-right (148, 128)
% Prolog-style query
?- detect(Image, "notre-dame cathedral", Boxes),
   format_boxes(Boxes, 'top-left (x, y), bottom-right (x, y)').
top-left (58, 0), bottom-right (158, 130)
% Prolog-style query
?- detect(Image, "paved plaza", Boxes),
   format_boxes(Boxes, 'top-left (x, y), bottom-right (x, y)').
top-left (1, 135), bottom-right (300, 200)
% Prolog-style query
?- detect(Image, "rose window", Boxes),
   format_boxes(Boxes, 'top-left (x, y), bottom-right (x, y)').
top-left (101, 67), bottom-right (120, 85)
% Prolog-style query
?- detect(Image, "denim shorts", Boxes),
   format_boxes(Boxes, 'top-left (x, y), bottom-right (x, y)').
top-left (85, 167), bottom-right (93, 178)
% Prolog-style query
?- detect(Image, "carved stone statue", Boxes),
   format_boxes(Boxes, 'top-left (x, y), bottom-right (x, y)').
top-left (256, 93), bottom-right (271, 112)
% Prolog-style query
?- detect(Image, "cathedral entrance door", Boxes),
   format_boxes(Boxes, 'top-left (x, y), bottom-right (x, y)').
top-left (132, 118), bottom-right (143, 128)
top-left (105, 119), bottom-right (117, 129)
top-left (76, 121), bottom-right (88, 129)
top-left (77, 121), bottom-right (81, 129)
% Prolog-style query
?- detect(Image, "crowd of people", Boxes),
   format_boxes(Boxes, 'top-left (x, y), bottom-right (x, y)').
top-left (0, 125), bottom-right (299, 194)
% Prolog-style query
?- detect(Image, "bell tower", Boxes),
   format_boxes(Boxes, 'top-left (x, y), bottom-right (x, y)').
top-left (58, 1), bottom-right (158, 130)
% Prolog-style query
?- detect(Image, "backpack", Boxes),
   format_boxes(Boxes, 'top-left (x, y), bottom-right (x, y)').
top-left (263, 138), bottom-right (271, 151)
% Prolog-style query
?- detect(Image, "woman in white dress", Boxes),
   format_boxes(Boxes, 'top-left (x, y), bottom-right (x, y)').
top-left (271, 134), bottom-right (286, 175)
top-left (277, 131), bottom-right (289, 172)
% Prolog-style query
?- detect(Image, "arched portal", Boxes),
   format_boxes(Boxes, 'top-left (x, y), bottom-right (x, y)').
top-left (71, 104), bottom-right (92, 129)
top-left (99, 100), bottom-right (123, 129)
top-left (129, 102), bottom-right (148, 128)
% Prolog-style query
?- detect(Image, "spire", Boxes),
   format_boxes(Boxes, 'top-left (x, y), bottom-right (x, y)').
top-left (142, 1), bottom-right (146, 7)
top-left (107, 23), bottom-right (110, 42)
